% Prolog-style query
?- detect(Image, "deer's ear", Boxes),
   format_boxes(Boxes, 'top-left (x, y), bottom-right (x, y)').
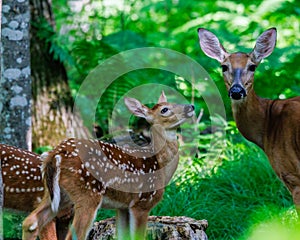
top-left (158, 91), bottom-right (167, 103)
top-left (198, 28), bottom-right (228, 63)
top-left (124, 97), bottom-right (149, 119)
top-left (250, 28), bottom-right (277, 64)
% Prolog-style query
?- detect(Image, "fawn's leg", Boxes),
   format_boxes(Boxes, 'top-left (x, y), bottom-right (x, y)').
top-left (39, 220), bottom-right (57, 240)
top-left (65, 196), bottom-right (102, 240)
top-left (23, 198), bottom-right (56, 240)
top-left (55, 206), bottom-right (74, 240)
top-left (129, 207), bottom-right (149, 240)
top-left (116, 209), bottom-right (130, 239)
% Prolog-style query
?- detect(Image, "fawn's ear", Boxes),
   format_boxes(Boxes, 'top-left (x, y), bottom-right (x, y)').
top-left (198, 28), bottom-right (228, 63)
top-left (158, 91), bottom-right (167, 103)
top-left (124, 97), bottom-right (149, 119)
top-left (250, 28), bottom-right (277, 64)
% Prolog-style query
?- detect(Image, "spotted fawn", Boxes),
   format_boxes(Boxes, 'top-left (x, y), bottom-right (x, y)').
top-left (22, 91), bottom-right (194, 240)
top-left (0, 144), bottom-right (71, 239)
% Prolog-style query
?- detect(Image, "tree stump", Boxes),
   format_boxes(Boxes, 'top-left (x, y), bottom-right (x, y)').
top-left (88, 216), bottom-right (208, 240)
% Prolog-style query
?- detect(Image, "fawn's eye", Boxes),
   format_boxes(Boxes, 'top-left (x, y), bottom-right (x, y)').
top-left (248, 65), bottom-right (256, 72)
top-left (221, 65), bottom-right (228, 72)
top-left (161, 107), bottom-right (169, 114)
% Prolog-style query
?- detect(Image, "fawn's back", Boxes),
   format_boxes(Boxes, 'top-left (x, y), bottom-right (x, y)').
top-left (1, 144), bottom-right (44, 212)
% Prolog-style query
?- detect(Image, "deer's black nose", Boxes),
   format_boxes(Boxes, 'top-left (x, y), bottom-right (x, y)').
top-left (184, 104), bottom-right (194, 111)
top-left (229, 84), bottom-right (247, 100)
top-left (184, 105), bottom-right (195, 117)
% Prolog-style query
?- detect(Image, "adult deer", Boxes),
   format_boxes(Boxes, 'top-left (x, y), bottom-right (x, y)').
top-left (0, 144), bottom-right (71, 239)
top-left (198, 27), bottom-right (300, 214)
top-left (22, 92), bottom-right (194, 240)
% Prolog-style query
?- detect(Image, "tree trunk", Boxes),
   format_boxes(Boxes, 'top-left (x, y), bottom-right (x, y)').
top-left (30, 0), bottom-right (89, 150)
top-left (0, 0), bottom-right (31, 149)
top-left (88, 216), bottom-right (208, 240)
top-left (1, 0), bottom-right (31, 239)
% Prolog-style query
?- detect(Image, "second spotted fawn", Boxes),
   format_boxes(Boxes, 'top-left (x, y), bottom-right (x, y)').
top-left (0, 144), bottom-right (72, 240)
top-left (22, 91), bottom-right (194, 240)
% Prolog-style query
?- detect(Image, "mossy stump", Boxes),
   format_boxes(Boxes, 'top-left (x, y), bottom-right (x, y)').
top-left (88, 216), bottom-right (208, 240)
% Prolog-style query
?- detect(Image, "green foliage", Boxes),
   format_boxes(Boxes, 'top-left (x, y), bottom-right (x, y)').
top-left (34, 145), bottom-right (53, 154)
top-left (3, 211), bottom-right (25, 239)
top-left (32, 18), bottom-right (74, 66)
top-left (242, 209), bottom-right (300, 240)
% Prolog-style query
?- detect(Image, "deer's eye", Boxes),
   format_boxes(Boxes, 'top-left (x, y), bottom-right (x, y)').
top-left (221, 65), bottom-right (228, 72)
top-left (161, 108), bottom-right (169, 114)
top-left (248, 65), bottom-right (256, 72)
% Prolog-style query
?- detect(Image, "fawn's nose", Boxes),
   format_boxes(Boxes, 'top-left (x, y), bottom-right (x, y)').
top-left (184, 105), bottom-right (195, 117)
top-left (229, 84), bottom-right (247, 100)
top-left (185, 104), bottom-right (194, 111)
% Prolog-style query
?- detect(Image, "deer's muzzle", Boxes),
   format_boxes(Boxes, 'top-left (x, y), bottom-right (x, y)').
top-left (229, 84), bottom-right (247, 100)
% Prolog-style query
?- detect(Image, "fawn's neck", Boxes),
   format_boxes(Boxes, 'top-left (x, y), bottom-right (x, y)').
top-left (231, 90), bottom-right (270, 149)
top-left (151, 125), bottom-right (179, 169)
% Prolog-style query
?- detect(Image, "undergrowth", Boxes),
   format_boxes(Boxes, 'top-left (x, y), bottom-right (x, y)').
top-left (151, 143), bottom-right (294, 239)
